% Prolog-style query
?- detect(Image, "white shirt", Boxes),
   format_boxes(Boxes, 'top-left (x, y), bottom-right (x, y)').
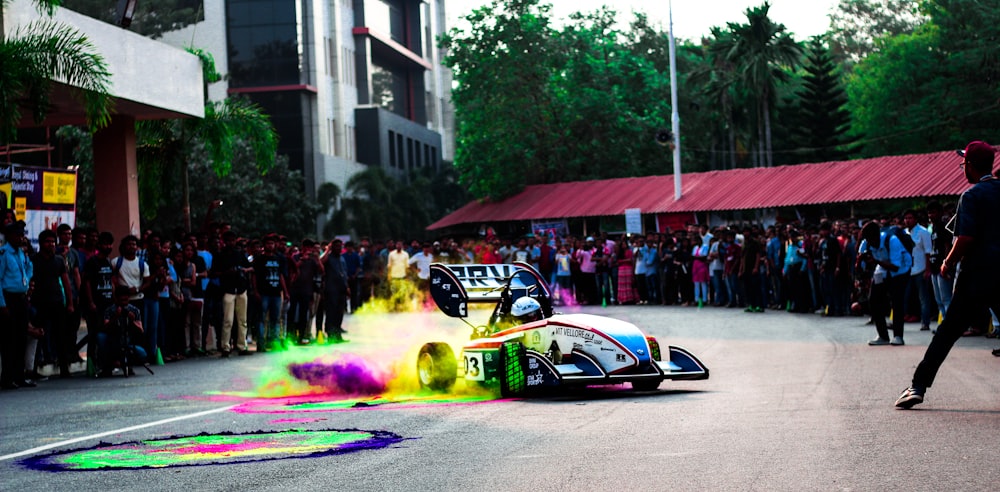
top-left (907, 224), bottom-right (932, 275)
top-left (115, 256), bottom-right (150, 300)
top-left (408, 251), bottom-right (433, 280)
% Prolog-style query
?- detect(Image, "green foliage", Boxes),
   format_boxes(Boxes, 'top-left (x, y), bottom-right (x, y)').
top-left (710, 2), bottom-right (803, 167)
top-left (442, 0), bottom-right (670, 200)
top-left (0, 20), bottom-right (111, 143)
top-left (791, 36), bottom-right (856, 162)
top-left (335, 165), bottom-right (470, 241)
top-left (59, 125), bottom-right (320, 239)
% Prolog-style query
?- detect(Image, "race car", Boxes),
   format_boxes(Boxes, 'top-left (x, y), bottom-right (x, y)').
top-left (417, 262), bottom-right (709, 396)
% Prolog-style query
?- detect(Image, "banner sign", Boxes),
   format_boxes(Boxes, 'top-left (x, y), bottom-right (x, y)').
top-left (0, 164), bottom-right (77, 247)
top-left (531, 219), bottom-right (569, 241)
top-left (625, 208), bottom-right (643, 235)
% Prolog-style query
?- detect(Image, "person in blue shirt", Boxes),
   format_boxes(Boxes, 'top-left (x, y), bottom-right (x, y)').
top-left (0, 220), bottom-right (35, 389)
top-left (858, 221), bottom-right (912, 346)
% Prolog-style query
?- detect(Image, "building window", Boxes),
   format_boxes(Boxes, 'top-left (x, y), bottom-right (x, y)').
top-left (407, 138), bottom-right (414, 171)
top-left (388, 130), bottom-right (396, 167)
top-left (396, 133), bottom-right (404, 169)
top-left (424, 144), bottom-right (430, 171)
top-left (431, 147), bottom-right (437, 169)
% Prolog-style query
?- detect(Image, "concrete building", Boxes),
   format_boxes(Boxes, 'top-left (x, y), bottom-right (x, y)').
top-left (158, 0), bottom-right (456, 213)
top-left (3, 0), bottom-right (205, 242)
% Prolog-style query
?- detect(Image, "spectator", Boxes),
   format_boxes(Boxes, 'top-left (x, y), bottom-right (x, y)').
top-left (288, 238), bottom-right (322, 345)
top-left (643, 233), bottom-right (660, 305)
top-left (387, 240), bottom-right (410, 292)
top-left (816, 221), bottom-right (843, 316)
top-left (1, 221), bottom-right (34, 389)
top-left (858, 221), bottom-right (912, 346)
top-left (615, 237), bottom-right (637, 305)
top-left (409, 242), bottom-right (435, 290)
top-left (212, 231), bottom-right (252, 356)
top-left (925, 201), bottom-right (953, 328)
top-left (82, 232), bottom-right (116, 367)
top-left (903, 210), bottom-right (934, 331)
top-left (97, 286), bottom-right (147, 376)
top-left (740, 228), bottom-right (766, 313)
top-left (691, 237), bottom-right (710, 307)
top-left (323, 239), bottom-right (349, 343)
top-left (254, 234), bottom-right (289, 348)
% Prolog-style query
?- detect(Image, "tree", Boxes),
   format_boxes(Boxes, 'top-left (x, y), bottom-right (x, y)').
top-left (845, 0), bottom-right (1000, 156)
top-left (59, 125), bottom-right (320, 239)
top-left (711, 2), bottom-right (802, 167)
top-left (828, 0), bottom-right (924, 63)
top-left (845, 27), bottom-right (945, 156)
top-left (136, 49), bottom-right (278, 232)
top-left (441, 0), bottom-right (560, 200)
top-left (0, 0), bottom-right (112, 144)
top-left (441, 0), bottom-right (671, 200)
top-left (792, 36), bottom-right (855, 162)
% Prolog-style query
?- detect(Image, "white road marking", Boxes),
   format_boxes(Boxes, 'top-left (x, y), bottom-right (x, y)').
top-left (0, 404), bottom-right (238, 462)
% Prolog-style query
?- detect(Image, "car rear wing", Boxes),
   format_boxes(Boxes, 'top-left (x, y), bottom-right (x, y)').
top-left (429, 262), bottom-right (551, 318)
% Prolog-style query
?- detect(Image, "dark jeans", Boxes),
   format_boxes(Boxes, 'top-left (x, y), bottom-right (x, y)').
top-left (742, 273), bottom-right (764, 310)
top-left (913, 270), bottom-right (1000, 388)
top-left (1, 292), bottom-right (29, 383)
top-left (905, 274), bottom-right (934, 326)
top-left (871, 274), bottom-right (907, 339)
top-left (324, 290), bottom-right (347, 338)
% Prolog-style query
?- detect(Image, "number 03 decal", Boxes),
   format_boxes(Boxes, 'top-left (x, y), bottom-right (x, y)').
top-left (463, 353), bottom-right (484, 380)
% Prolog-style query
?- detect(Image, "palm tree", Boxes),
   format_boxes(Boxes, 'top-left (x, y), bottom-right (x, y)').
top-left (136, 49), bottom-right (277, 231)
top-left (711, 2), bottom-right (801, 167)
top-left (0, 0), bottom-right (112, 144)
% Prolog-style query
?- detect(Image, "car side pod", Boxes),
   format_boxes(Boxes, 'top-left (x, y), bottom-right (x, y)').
top-left (659, 345), bottom-right (710, 381)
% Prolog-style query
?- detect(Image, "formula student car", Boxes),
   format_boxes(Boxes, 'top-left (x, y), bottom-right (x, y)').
top-left (417, 262), bottom-right (709, 396)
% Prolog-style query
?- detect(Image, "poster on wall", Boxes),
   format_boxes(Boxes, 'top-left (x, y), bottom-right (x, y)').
top-left (530, 219), bottom-right (569, 243)
top-left (0, 164), bottom-right (11, 210)
top-left (3, 164), bottom-right (77, 246)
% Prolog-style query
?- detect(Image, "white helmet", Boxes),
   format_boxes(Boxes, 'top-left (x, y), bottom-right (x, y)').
top-left (511, 297), bottom-right (543, 323)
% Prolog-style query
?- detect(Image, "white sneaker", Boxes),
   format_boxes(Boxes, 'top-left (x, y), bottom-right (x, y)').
top-left (890, 336), bottom-right (905, 346)
top-left (868, 337), bottom-right (890, 346)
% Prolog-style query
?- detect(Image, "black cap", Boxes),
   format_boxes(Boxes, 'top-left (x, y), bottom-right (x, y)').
top-left (4, 220), bottom-right (26, 237)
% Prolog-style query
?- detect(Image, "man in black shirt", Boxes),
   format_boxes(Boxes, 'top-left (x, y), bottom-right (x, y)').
top-left (897, 141), bottom-right (1000, 408)
top-left (82, 232), bottom-right (115, 370)
top-left (253, 234), bottom-right (288, 350)
top-left (211, 231), bottom-right (252, 356)
top-left (323, 239), bottom-right (349, 343)
top-left (33, 230), bottom-right (74, 377)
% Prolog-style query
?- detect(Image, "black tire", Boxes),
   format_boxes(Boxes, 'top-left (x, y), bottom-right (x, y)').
top-left (631, 379), bottom-right (661, 391)
top-left (499, 341), bottom-right (527, 397)
top-left (417, 343), bottom-right (457, 391)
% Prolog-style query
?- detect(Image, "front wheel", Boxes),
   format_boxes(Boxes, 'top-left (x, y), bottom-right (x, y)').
top-left (417, 343), bottom-right (457, 391)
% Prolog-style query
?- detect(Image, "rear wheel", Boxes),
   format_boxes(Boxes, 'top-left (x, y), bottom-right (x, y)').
top-left (499, 341), bottom-right (527, 397)
top-left (417, 343), bottom-right (457, 391)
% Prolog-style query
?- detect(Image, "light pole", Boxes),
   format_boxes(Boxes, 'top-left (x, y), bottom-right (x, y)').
top-left (669, 0), bottom-right (682, 200)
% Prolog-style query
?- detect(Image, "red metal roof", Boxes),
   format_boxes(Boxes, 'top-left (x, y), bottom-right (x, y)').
top-left (427, 149), bottom-right (973, 230)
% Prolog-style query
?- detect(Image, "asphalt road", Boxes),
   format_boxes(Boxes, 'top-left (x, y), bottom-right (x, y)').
top-left (2, 305), bottom-right (998, 491)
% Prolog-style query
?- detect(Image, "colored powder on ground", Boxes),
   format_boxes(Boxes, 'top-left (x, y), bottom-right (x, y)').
top-left (22, 429), bottom-right (404, 471)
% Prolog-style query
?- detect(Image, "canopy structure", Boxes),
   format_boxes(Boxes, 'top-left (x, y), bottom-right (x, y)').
top-left (428, 149), bottom-right (970, 230)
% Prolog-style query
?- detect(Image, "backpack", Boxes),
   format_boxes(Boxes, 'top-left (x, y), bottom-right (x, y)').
top-left (884, 225), bottom-right (915, 256)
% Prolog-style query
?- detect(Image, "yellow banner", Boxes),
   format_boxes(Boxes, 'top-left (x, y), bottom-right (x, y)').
top-left (42, 171), bottom-right (76, 205)
top-left (14, 196), bottom-right (26, 221)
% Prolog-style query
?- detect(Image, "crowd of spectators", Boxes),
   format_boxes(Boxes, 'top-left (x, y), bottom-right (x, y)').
top-left (2, 199), bottom-right (997, 390)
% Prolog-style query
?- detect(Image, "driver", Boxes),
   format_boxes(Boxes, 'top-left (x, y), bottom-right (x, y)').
top-left (511, 297), bottom-right (544, 324)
